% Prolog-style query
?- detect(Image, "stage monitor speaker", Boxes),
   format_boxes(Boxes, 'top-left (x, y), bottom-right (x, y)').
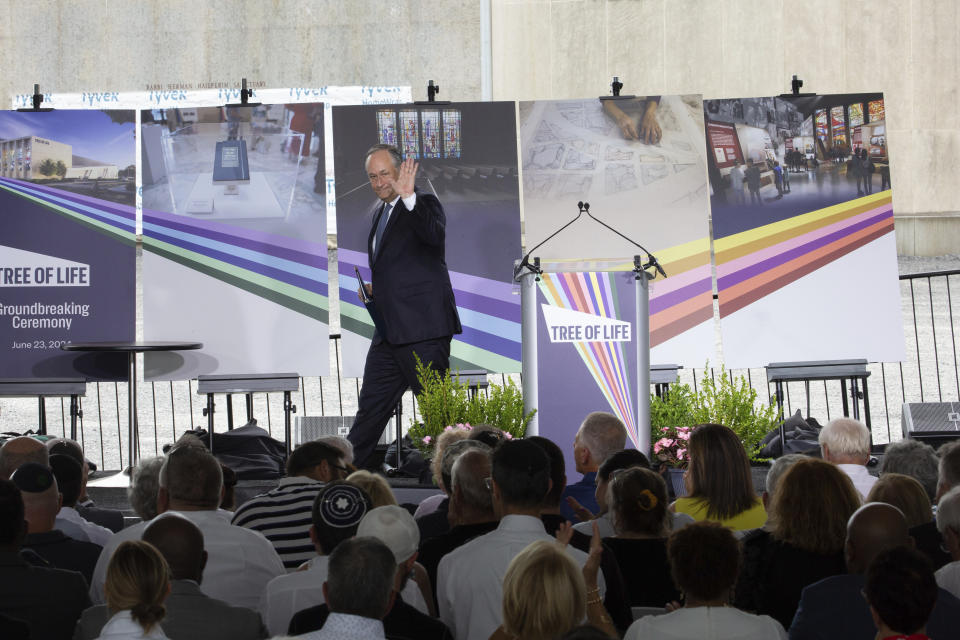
top-left (901, 402), bottom-right (960, 448)
top-left (293, 416), bottom-right (396, 448)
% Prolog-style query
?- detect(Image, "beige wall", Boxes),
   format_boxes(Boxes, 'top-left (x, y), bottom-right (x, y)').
top-left (3, 0), bottom-right (958, 253)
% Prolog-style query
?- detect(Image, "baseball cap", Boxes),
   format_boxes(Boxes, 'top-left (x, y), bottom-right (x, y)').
top-left (357, 505), bottom-right (420, 563)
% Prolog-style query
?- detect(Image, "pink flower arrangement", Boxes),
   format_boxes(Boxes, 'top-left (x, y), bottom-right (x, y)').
top-left (653, 426), bottom-right (692, 468)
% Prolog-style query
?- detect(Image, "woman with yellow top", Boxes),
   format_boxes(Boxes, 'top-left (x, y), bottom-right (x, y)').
top-left (670, 423), bottom-right (767, 531)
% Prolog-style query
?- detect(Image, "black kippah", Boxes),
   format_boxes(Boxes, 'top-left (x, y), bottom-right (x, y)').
top-left (317, 484), bottom-right (369, 528)
top-left (10, 462), bottom-right (55, 493)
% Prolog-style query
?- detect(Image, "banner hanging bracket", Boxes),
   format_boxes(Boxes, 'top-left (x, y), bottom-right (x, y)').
top-left (17, 84), bottom-right (53, 112)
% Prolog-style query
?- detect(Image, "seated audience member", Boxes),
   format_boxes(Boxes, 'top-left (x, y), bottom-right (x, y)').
top-left (314, 435), bottom-right (355, 466)
top-left (415, 439), bottom-right (491, 542)
top-left (259, 482), bottom-right (373, 636)
top-left (868, 473), bottom-right (949, 569)
top-left (77, 513), bottom-right (267, 639)
top-left (571, 449), bottom-right (681, 538)
top-left (49, 454), bottom-right (113, 545)
top-left (290, 505), bottom-right (452, 639)
top-left (219, 463), bottom-right (238, 511)
top-left (736, 458), bottom-right (860, 628)
top-left (437, 439), bottom-right (601, 640)
top-left (672, 424), bottom-right (767, 530)
top-left (818, 417), bottom-right (876, 499)
top-left (604, 467), bottom-right (681, 607)
top-left (529, 436), bottom-right (570, 535)
top-left (47, 438), bottom-right (124, 532)
top-left (935, 486), bottom-right (960, 598)
top-left (232, 440), bottom-right (348, 570)
top-left (417, 447), bottom-right (498, 605)
top-left (561, 412), bottom-right (627, 522)
top-left (13, 461), bottom-right (101, 584)
top-left (865, 546), bottom-right (939, 640)
top-left (491, 539), bottom-right (617, 640)
top-left (127, 456), bottom-right (165, 522)
top-left (0, 435), bottom-right (48, 480)
top-left (97, 540), bottom-right (171, 639)
top-left (91, 445), bottom-right (285, 609)
top-left (0, 478), bottom-right (90, 640)
top-left (346, 469), bottom-right (398, 508)
top-left (624, 521), bottom-right (787, 639)
top-left (880, 438), bottom-right (940, 502)
top-left (295, 536), bottom-right (397, 640)
top-left (760, 453), bottom-right (807, 514)
top-left (790, 502), bottom-right (960, 640)
top-left (936, 441), bottom-right (960, 501)
top-left (467, 424), bottom-right (509, 449)
top-left (414, 429), bottom-right (471, 521)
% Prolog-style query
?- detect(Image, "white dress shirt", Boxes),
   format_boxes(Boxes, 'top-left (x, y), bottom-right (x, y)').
top-left (56, 506), bottom-right (113, 546)
top-left (90, 510), bottom-right (285, 610)
top-left (837, 463), bottom-right (877, 500)
top-left (936, 560), bottom-right (960, 599)
top-left (260, 554), bottom-right (428, 636)
top-left (624, 606), bottom-right (787, 640)
top-left (94, 610), bottom-right (170, 639)
top-left (298, 612), bottom-right (386, 640)
top-left (371, 193), bottom-right (417, 254)
top-left (437, 514), bottom-right (603, 640)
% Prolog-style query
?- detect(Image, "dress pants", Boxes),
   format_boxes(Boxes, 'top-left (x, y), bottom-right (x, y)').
top-left (348, 336), bottom-right (452, 466)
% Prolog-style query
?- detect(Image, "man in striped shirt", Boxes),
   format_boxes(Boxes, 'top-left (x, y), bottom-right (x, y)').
top-left (232, 441), bottom-right (349, 570)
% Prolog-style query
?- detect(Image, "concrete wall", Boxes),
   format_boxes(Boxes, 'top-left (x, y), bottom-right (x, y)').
top-left (2, 0), bottom-right (957, 254)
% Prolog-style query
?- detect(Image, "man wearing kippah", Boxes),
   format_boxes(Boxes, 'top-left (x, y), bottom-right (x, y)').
top-left (259, 481), bottom-right (373, 636)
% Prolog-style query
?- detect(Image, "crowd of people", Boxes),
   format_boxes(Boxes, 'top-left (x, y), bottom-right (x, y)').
top-left (2, 413), bottom-right (960, 639)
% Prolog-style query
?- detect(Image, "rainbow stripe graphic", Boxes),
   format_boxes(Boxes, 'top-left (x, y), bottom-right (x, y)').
top-left (538, 272), bottom-right (638, 446)
top-left (338, 249), bottom-right (520, 372)
top-left (0, 177), bottom-right (136, 244)
top-left (715, 191), bottom-right (894, 317)
top-left (141, 207), bottom-right (329, 324)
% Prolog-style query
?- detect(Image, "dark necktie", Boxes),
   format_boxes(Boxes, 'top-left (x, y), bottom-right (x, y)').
top-left (374, 202), bottom-right (392, 257)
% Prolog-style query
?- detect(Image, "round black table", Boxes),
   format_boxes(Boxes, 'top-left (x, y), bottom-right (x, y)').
top-left (62, 341), bottom-right (202, 467)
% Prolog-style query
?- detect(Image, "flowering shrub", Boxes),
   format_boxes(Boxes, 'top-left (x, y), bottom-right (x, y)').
top-left (653, 425), bottom-right (692, 468)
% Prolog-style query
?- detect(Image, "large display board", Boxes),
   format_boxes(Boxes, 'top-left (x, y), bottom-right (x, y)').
top-left (140, 104), bottom-right (329, 379)
top-left (519, 95), bottom-right (715, 365)
top-left (0, 109), bottom-right (136, 378)
top-left (703, 93), bottom-right (902, 367)
top-left (333, 101), bottom-right (523, 376)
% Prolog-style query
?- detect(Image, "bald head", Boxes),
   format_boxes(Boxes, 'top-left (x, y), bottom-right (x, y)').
top-left (845, 502), bottom-right (911, 574)
top-left (450, 448), bottom-right (494, 523)
top-left (0, 437), bottom-right (49, 480)
top-left (142, 513), bottom-right (206, 582)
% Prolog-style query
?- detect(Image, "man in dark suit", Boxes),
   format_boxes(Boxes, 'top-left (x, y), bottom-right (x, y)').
top-left (47, 438), bottom-right (124, 532)
top-left (348, 144), bottom-right (461, 467)
top-left (789, 502), bottom-right (960, 639)
top-left (0, 477), bottom-right (91, 640)
top-left (76, 512), bottom-right (267, 639)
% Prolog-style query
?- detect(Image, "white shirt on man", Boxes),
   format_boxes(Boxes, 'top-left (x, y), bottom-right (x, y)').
top-left (936, 560), bottom-right (960, 600)
top-left (260, 554), bottom-right (428, 636)
top-left (298, 612), bottom-right (386, 640)
top-left (624, 606), bottom-right (787, 640)
top-left (836, 463), bottom-right (877, 500)
top-left (90, 510), bottom-right (285, 610)
top-left (437, 514), bottom-right (603, 640)
top-left (55, 505), bottom-right (113, 546)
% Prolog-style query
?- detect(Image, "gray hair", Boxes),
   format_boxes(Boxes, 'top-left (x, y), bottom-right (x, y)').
top-left (819, 418), bottom-right (871, 459)
top-left (939, 441), bottom-right (960, 494)
top-left (451, 448), bottom-right (493, 513)
top-left (314, 435), bottom-right (354, 465)
top-left (936, 486), bottom-right (960, 536)
top-left (127, 456), bottom-right (165, 521)
top-left (441, 439), bottom-right (491, 494)
top-left (364, 144), bottom-right (402, 171)
top-left (880, 439), bottom-right (939, 501)
top-left (578, 412), bottom-right (627, 464)
top-left (327, 536), bottom-right (397, 619)
top-left (765, 454), bottom-right (807, 498)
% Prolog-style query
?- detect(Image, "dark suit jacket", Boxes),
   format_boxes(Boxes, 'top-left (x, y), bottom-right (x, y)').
top-left (75, 579), bottom-right (267, 640)
top-left (789, 573), bottom-right (960, 639)
top-left (0, 550), bottom-right (90, 640)
top-left (288, 593), bottom-right (453, 640)
top-left (77, 503), bottom-right (125, 533)
top-left (367, 192), bottom-right (461, 345)
top-left (23, 529), bottom-right (101, 585)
